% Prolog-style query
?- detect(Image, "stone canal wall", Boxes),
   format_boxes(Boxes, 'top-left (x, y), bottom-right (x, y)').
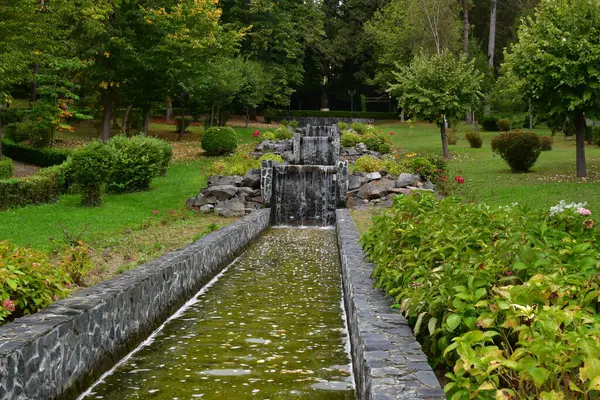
top-left (335, 209), bottom-right (445, 400)
top-left (0, 209), bottom-right (270, 400)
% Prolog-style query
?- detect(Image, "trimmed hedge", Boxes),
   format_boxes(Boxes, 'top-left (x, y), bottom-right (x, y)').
top-left (280, 110), bottom-right (399, 120)
top-left (1, 138), bottom-right (71, 167)
top-left (201, 127), bottom-right (238, 156)
top-left (0, 157), bottom-right (13, 179)
top-left (0, 166), bottom-right (63, 209)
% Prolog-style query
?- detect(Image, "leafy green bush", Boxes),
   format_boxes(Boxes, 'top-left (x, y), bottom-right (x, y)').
top-left (261, 131), bottom-right (276, 141)
top-left (480, 115), bottom-right (500, 131)
top-left (1, 137), bottom-right (71, 166)
top-left (0, 241), bottom-right (72, 323)
top-left (0, 157), bottom-right (13, 179)
top-left (0, 108), bottom-right (29, 126)
top-left (540, 135), bottom-right (553, 151)
top-left (363, 132), bottom-right (392, 154)
top-left (446, 129), bottom-right (458, 145)
top-left (201, 127), bottom-right (238, 156)
top-left (350, 122), bottom-right (372, 134)
top-left (338, 122), bottom-right (350, 130)
top-left (361, 193), bottom-right (600, 397)
top-left (174, 116), bottom-right (193, 132)
top-left (341, 131), bottom-right (362, 147)
top-left (491, 130), bottom-right (542, 172)
top-left (380, 154), bottom-right (405, 176)
top-left (258, 153), bottom-right (284, 163)
top-left (60, 241), bottom-right (94, 286)
top-left (71, 141), bottom-right (116, 206)
top-left (288, 120), bottom-right (299, 129)
top-left (107, 135), bottom-right (171, 193)
top-left (465, 131), bottom-right (483, 148)
top-left (585, 125), bottom-right (600, 144)
top-left (407, 156), bottom-right (441, 180)
top-left (275, 126), bottom-right (293, 140)
top-left (354, 155), bottom-right (382, 173)
top-left (0, 166), bottom-right (63, 209)
top-left (4, 122), bottom-right (30, 142)
top-left (496, 118), bottom-right (512, 131)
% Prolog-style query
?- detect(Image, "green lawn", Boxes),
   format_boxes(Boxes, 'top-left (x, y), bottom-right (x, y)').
top-left (376, 121), bottom-right (600, 211)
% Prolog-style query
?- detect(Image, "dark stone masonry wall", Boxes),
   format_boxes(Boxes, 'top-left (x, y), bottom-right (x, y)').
top-left (0, 209), bottom-right (270, 400)
top-left (336, 210), bottom-right (445, 400)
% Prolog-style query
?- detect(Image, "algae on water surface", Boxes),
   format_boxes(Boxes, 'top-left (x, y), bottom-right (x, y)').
top-left (81, 228), bottom-right (355, 400)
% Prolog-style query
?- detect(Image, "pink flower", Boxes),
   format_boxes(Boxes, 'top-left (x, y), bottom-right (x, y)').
top-left (169, 210), bottom-right (175, 215)
top-left (577, 208), bottom-right (592, 216)
top-left (2, 299), bottom-right (16, 313)
top-left (455, 176), bottom-right (465, 184)
top-left (253, 130), bottom-right (261, 138)
top-left (152, 209), bottom-right (160, 215)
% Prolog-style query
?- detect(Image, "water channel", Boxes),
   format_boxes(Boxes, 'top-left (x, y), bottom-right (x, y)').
top-left (79, 228), bottom-right (355, 400)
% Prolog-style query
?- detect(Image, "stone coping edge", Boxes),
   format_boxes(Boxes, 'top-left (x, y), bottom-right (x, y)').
top-left (0, 209), bottom-right (271, 400)
top-left (335, 209), bottom-right (445, 400)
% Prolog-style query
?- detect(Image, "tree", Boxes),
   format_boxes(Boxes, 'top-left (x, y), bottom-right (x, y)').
top-left (488, 0), bottom-right (497, 67)
top-left (364, 0), bottom-right (461, 92)
top-left (388, 51), bottom-right (483, 158)
top-left (503, 0), bottom-right (600, 177)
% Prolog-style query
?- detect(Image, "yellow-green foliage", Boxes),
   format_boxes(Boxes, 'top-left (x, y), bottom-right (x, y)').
top-left (354, 155), bottom-right (383, 173)
top-left (341, 131), bottom-right (362, 147)
top-left (275, 126), bottom-right (293, 140)
top-left (208, 152), bottom-right (284, 176)
top-left (262, 131), bottom-right (276, 141)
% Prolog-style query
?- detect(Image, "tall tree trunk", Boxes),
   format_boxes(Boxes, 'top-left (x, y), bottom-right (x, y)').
top-left (178, 107), bottom-right (185, 141)
top-left (122, 104), bottom-right (133, 135)
top-left (463, 1), bottom-right (469, 53)
top-left (210, 104), bottom-right (215, 128)
top-left (249, 107), bottom-right (257, 121)
top-left (30, 63), bottom-right (39, 104)
top-left (245, 107), bottom-right (249, 128)
top-left (575, 111), bottom-right (587, 178)
top-left (488, 0), bottom-right (497, 67)
top-left (142, 106), bottom-right (150, 136)
top-left (441, 117), bottom-right (449, 159)
top-left (101, 90), bottom-right (114, 142)
top-left (165, 97), bottom-right (173, 122)
top-left (528, 98), bottom-right (533, 130)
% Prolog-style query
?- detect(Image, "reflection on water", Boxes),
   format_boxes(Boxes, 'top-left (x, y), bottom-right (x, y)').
top-left (79, 228), bottom-right (355, 400)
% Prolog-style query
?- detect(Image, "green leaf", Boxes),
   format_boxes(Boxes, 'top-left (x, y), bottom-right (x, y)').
top-left (428, 317), bottom-right (438, 336)
top-left (446, 314), bottom-right (461, 332)
top-left (414, 312), bottom-right (427, 336)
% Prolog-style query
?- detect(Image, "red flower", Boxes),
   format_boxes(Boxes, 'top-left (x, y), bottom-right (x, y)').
top-left (389, 131), bottom-right (394, 135)
top-left (455, 176), bottom-right (465, 184)
top-left (253, 130), bottom-right (261, 138)
top-left (2, 299), bottom-right (16, 313)
top-left (440, 176), bottom-right (447, 181)
top-left (169, 210), bottom-right (175, 215)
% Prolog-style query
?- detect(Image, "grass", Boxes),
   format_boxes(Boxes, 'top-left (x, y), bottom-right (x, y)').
top-left (376, 121), bottom-right (600, 211)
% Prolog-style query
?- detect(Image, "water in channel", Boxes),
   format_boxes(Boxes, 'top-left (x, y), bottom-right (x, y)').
top-left (80, 228), bottom-right (355, 400)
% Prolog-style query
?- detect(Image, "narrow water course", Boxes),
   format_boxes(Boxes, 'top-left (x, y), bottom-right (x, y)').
top-left (80, 228), bottom-right (355, 400)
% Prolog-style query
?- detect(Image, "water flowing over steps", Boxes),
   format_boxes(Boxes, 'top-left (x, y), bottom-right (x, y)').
top-left (262, 125), bottom-right (348, 226)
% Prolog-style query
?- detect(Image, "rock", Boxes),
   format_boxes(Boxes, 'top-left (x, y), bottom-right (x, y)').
top-left (236, 187), bottom-right (255, 200)
top-left (346, 196), bottom-right (364, 209)
top-left (281, 151), bottom-right (295, 162)
top-left (190, 194), bottom-right (218, 207)
top-left (395, 173), bottom-right (416, 188)
top-left (356, 179), bottom-right (395, 200)
top-left (215, 199), bottom-right (246, 218)
top-left (391, 188), bottom-right (412, 195)
top-left (245, 202), bottom-right (262, 210)
top-left (199, 204), bottom-right (214, 214)
top-left (344, 147), bottom-right (359, 156)
top-left (407, 186), bottom-right (435, 192)
top-left (365, 172), bottom-right (382, 181)
top-left (246, 196), bottom-right (265, 204)
top-left (422, 179), bottom-right (435, 190)
top-left (357, 143), bottom-right (368, 153)
top-left (204, 185), bottom-right (238, 201)
top-left (348, 174), bottom-right (368, 191)
top-left (241, 171), bottom-right (261, 189)
top-left (207, 175), bottom-right (243, 187)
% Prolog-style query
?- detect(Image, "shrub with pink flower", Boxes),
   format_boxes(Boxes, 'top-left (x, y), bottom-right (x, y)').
top-left (454, 176), bottom-right (465, 184)
top-left (2, 299), bottom-right (15, 313)
top-left (577, 207), bottom-right (592, 216)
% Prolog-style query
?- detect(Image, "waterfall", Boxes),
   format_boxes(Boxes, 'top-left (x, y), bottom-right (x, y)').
top-left (262, 123), bottom-right (348, 226)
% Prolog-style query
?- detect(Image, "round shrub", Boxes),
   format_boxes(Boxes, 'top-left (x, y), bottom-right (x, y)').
top-left (465, 132), bottom-right (483, 148)
top-left (540, 135), bottom-right (553, 151)
top-left (491, 130), bottom-right (542, 172)
top-left (408, 157), bottom-right (439, 180)
top-left (275, 126), bottom-right (293, 140)
top-left (262, 131), bottom-right (276, 141)
top-left (363, 133), bottom-right (392, 154)
top-left (480, 115), bottom-right (500, 131)
top-left (351, 122), bottom-right (373, 134)
top-left (354, 155), bottom-right (383, 173)
top-left (108, 135), bottom-right (170, 193)
top-left (496, 119), bottom-right (512, 131)
top-left (201, 127), bottom-right (238, 156)
top-left (71, 141), bottom-right (116, 206)
top-left (341, 131), bottom-right (362, 147)
top-left (288, 120), bottom-right (299, 129)
top-left (258, 153), bottom-right (284, 163)
top-left (0, 157), bottom-right (13, 179)
top-left (337, 122), bottom-right (350, 130)
top-left (263, 108), bottom-right (278, 124)
top-left (446, 130), bottom-right (458, 145)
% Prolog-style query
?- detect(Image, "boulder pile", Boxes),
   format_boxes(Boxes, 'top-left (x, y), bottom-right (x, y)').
top-left (339, 144), bottom-right (381, 163)
top-left (252, 139), bottom-right (294, 162)
top-left (346, 172), bottom-right (436, 209)
top-left (187, 170), bottom-right (265, 217)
